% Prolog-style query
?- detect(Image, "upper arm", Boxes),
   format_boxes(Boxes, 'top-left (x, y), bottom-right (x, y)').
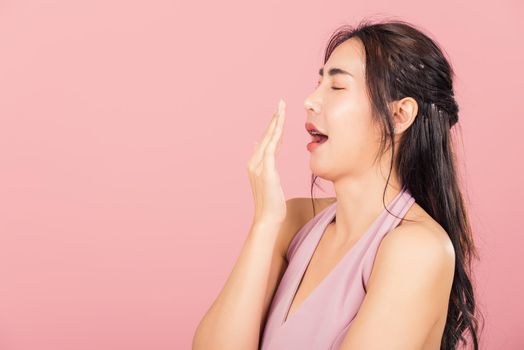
top-left (259, 197), bottom-right (306, 333)
top-left (339, 224), bottom-right (456, 350)
top-left (274, 198), bottom-right (307, 260)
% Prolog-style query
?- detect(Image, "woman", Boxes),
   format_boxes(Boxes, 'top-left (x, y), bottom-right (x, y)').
top-left (193, 19), bottom-right (483, 350)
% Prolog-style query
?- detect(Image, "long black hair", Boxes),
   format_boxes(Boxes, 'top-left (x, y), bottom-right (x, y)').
top-left (309, 18), bottom-right (484, 349)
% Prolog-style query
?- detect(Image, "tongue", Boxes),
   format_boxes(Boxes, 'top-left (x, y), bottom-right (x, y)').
top-left (314, 135), bottom-right (328, 143)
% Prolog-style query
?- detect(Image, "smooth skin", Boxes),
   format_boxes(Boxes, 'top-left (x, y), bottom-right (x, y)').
top-left (193, 36), bottom-right (455, 349)
top-left (283, 198), bottom-right (455, 350)
top-left (193, 99), bottom-right (295, 350)
top-left (298, 36), bottom-right (455, 349)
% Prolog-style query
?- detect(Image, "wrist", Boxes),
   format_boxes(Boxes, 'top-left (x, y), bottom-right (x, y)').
top-left (250, 220), bottom-right (282, 237)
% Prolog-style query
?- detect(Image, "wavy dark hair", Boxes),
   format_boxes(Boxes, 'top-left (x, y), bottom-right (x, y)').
top-left (309, 18), bottom-right (484, 350)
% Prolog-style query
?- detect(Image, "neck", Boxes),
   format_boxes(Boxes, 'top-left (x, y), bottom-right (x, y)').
top-left (330, 170), bottom-right (403, 246)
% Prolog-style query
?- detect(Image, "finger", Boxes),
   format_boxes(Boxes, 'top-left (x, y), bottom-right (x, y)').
top-left (252, 113), bottom-right (278, 168)
top-left (264, 99), bottom-right (285, 169)
top-left (252, 101), bottom-right (281, 165)
top-left (255, 112), bottom-right (278, 153)
top-left (269, 99), bottom-right (285, 154)
top-left (258, 112), bottom-right (278, 144)
top-left (275, 101), bottom-right (286, 154)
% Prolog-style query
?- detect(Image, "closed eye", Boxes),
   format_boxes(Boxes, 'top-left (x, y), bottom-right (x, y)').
top-left (316, 82), bottom-right (345, 90)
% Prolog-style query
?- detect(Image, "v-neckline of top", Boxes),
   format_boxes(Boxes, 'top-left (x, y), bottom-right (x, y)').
top-left (280, 188), bottom-right (407, 327)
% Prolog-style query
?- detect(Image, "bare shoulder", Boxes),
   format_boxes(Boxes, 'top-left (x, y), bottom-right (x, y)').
top-left (389, 202), bottom-right (456, 262)
top-left (383, 221), bottom-right (455, 271)
top-left (373, 202), bottom-right (456, 293)
top-left (338, 203), bottom-right (456, 349)
top-left (275, 197), bottom-right (336, 260)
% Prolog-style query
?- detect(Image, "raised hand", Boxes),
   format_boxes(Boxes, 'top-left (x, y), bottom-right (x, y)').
top-left (247, 98), bottom-right (287, 226)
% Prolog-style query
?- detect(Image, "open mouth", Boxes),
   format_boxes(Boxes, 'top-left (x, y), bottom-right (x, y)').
top-left (309, 131), bottom-right (329, 144)
top-left (311, 134), bottom-right (328, 143)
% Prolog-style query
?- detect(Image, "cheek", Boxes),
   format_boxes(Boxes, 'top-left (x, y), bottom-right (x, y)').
top-left (328, 101), bottom-right (377, 161)
top-left (332, 127), bottom-right (369, 158)
top-left (330, 99), bottom-right (370, 144)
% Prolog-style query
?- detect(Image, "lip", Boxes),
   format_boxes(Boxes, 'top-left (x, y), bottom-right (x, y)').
top-left (305, 122), bottom-right (328, 136)
top-left (307, 138), bottom-right (328, 152)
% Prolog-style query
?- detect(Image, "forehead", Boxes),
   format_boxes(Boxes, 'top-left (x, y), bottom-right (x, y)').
top-left (324, 38), bottom-right (365, 79)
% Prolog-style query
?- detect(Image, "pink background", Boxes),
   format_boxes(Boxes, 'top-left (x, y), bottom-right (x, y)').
top-left (0, 1), bottom-right (522, 349)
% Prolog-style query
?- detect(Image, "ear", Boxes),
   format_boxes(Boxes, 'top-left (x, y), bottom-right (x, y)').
top-left (389, 97), bottom-right (418, 134)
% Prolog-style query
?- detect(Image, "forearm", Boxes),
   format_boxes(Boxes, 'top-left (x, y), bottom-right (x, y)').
top-left (192, 221), bottom-right (281, 350)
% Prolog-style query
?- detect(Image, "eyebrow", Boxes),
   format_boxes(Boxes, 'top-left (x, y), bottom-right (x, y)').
top-left (318, 67), bottom-right (354, 79)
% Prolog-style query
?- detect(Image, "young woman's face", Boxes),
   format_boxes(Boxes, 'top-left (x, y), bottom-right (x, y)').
top-left (304, 37), bottom-right (383, 181)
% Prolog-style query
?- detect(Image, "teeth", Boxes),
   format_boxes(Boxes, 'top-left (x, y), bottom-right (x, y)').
top-left (310, 130), bottom-right (327, 136)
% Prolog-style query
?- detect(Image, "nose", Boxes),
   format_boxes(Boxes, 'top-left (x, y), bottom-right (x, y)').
top-left (304, 99), bottom-right (320, 114)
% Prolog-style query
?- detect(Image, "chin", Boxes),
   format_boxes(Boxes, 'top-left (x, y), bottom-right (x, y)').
top-left (309, 161), bottom-right (335, 182)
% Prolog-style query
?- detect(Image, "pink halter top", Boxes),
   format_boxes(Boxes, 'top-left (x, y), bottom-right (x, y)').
top-left (259, 187), bottom-right (416, 350)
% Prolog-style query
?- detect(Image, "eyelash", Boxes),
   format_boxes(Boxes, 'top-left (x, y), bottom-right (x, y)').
top-left (316, 82), bottom-right (344, 90)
